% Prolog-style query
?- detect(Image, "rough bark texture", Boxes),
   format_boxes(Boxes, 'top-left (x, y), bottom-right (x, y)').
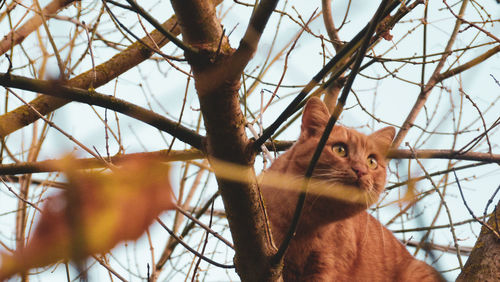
top-left (170, 1), bottom-right (279, 281)
top-left (457, 201), bottom-right (500, 281)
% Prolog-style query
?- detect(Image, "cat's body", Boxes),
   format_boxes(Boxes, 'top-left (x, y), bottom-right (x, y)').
top-left (261, 97), bottom-right (442, 281)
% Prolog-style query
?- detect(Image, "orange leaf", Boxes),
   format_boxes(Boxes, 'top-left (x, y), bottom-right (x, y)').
top-left (0, 157), bottom-right (175, 279)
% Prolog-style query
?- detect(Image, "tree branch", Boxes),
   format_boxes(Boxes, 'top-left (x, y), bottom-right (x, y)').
top-left (387, 149), bottom-right (500, 163)
top-left (123, 0), bottom-right (199, 54)
top-left (438, 45), bottom-right (500, 81)
top-left (1, 148), bottom-right (499, 176)
top-left (0, 74), bottom-right (203, 150)
top-left (0, 0), bottom-right (76, 56)
top-left (0, 149), bottom-right (204, 175)
top-left (253, 0), bottom-right (407, 148)
top-left (0, 9), bottom-right (183, 138)
top-left (170, 0), bottom-right (278, 280)
top-left (321, 0), bottom-right (343, 50)
top-left (392, 0), bottom-right (470, 148)
top-left (228, 0), bottom-right (280, 79)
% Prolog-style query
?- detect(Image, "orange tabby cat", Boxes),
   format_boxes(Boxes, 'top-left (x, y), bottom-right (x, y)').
top-left (261, 97), bottom-right (443, 281)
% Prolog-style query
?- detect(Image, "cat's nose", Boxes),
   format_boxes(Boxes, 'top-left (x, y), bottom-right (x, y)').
top-left (351, 164), bottom-right (367, 178)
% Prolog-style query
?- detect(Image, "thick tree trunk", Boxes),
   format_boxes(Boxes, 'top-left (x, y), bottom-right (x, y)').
top-left (169, 1), bottom-right (281, 281)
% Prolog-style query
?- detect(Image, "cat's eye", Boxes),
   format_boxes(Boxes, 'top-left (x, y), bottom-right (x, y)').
top-left (367, 156), bottom-right (378, 169)
top-left (332, 143), bottom-right (348, 157)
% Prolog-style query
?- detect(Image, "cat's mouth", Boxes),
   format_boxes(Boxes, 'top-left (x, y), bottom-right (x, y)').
top-left (314, 174), bottom-right (365, 190)
top-left (307, 178), bottom-right (373, 205)
top-left (312, 168), bottom-right (366, 186)
top-left (308, 171), bottom-right (376, 204)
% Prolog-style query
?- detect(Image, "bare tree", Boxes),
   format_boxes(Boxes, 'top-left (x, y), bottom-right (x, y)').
top-left (0, 0), bottom-right (499, 281)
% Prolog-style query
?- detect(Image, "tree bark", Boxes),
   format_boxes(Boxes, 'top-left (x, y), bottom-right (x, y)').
top-left (457, 200), bottom-right (500, 281)
top-left (169, 0), bottom-right (280, 281)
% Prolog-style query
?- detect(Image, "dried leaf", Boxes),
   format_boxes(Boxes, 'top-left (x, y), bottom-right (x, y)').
top-left (376, 15), bottom-right (394, 41)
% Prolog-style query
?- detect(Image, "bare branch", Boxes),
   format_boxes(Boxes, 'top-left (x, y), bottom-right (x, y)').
top-left (0, 149), bottom-right (204, 175)
top-left (0, 73), bottom-right (203, 149)
top-left (156, 217), bottom-right (235, 269)
top-left (229, 0), bottom-right (280, 78)
top-left (321, 0), bottom-right (343, 50)
top-left (0, 0), bottom-right (76, 56)
top-left (0, 9), bottom-right (184, 138)
top-left (392, 0), bottom-right (470, 148)
top-left (387, 149), bottom-right (500, 163)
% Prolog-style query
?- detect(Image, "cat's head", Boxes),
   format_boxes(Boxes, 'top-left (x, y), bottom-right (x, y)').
top-left (293, 97), bottom-right (395, 216)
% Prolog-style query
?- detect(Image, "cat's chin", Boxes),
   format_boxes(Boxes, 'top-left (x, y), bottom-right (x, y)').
top-left (298, 180), bottom-right (381, 224)
top-left (302, 194), bottom-right (369, 225)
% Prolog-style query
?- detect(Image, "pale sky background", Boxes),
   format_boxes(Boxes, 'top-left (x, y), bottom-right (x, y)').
top-left (0, 0), bottom-right (499, 281)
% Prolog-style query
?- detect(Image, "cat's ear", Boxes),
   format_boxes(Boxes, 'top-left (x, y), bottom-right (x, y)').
top-left (370, 126), bottom-right (396, 151)
top-left (301, 97), bottom-right (330, 137)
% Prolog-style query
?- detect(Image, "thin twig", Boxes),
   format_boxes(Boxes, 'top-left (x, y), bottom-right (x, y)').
top-left (392, 0), bottom-right (470, 148)
top-left (102, 0), bottom-right (184, 62)
top-left (33, 0), bottom-right (66, 77)
top-left (0, 73), bottom-right (204, 150)
top-left (392, 213), bottom-right (491, 233)
top-left (155, 192), bottom-right (220, 271)
top-left (460, 88), bottom-right (492, 154)
top-left (191, 197), bottom-right (215, 281)
top-left (91, 255), bottom-right (128, 282)
top-left (453, 169), bottom-right (500, 240)
top-left (123, 0), bottom-right (199, 55)
top-left (155, 217), bottom-right (235, 269)
top-left (484, 184), bottom-right (500, 219)
top-left (385, 162), bottom-right (487, 190)
top-left (404, 240), bottom-right (473, 256)
top-left (408, 145), bottom-right (464, 268)
top-left (0, 178), bottom-right (42, 212)
top-left (6, 88), bottom-right (103, 160)
top-left (174, 204), bottom-right (234, 249)
top-left (442, 0), bottom-right (500, 43)
top-left (263, 9), bottom-right (317, 114)
top-left (254, 0), bottom-right (405, 148)
top-left (82, 20), bottom-right (97, 89)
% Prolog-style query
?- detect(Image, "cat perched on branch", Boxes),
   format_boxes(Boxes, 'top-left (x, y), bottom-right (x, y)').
top-left (261, 97), bottom-right (443, 281)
